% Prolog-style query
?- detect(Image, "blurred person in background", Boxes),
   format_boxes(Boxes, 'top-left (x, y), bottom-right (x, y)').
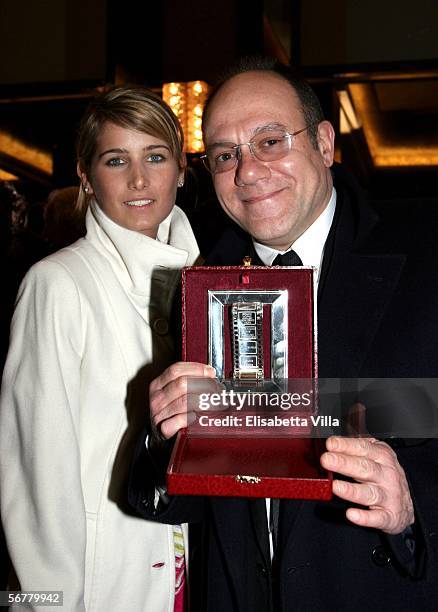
top-left (42, 186), bottom-right (86, 252)
top-left (0, 181), bottom-right (48, 369)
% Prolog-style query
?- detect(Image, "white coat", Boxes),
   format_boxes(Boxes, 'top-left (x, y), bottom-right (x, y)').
top-left (0, 201), bottom-right (199, 611)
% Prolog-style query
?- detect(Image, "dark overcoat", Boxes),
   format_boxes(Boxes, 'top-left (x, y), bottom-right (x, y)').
top-left (130, 165), bottom-right (438, 611)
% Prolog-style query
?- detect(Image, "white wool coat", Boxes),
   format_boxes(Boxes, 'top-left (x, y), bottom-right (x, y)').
top-left (0, 202), bottom-right (199, 611)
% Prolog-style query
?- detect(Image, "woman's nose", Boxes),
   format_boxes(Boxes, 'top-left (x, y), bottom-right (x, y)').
top-left (129, 164), bottom-right (149, 190)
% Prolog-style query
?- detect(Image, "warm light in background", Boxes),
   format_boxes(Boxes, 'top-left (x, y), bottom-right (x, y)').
top-left (163, 80), bottom-right (209, 153)
top-left (163, 82), bottom-right (186, 124)
top-left (0, 131), bottom-right (53, 174)
top-left (0, 169), bottom-right (18, 180)
top-left (337, 89), bottom-right (361, 135)
top-left (344, 83), bottom-right (438, 167)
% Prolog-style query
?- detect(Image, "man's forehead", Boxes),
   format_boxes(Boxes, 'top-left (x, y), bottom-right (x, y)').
top-left (215, 69), bottom-right (297, 98)
top-left (203, 72), bottom-right (303, 142)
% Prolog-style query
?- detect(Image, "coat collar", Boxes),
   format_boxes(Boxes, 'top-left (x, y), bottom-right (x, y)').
top-left (85, 201), bottom-right (199, 315)
top-left (317, 165), bottom-right (406, 377)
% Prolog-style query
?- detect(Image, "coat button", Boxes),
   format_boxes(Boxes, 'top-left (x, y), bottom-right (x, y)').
top-left (371, 545), bottom-right (392, 567)
top-left (153, 318), bottom-right (169, 335)
top-left (256, 563), bottom-right (268, 576)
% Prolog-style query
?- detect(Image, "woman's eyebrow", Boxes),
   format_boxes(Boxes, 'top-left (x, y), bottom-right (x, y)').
top-left (145, 144), bottom-right (170, 151)
top-left (98, 148), bottom-right (127, 159)
top-left (98, 144), bottom-right (170, 158)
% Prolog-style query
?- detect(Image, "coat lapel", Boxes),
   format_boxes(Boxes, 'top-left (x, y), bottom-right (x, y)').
top-left (280, 249), bottom-right (406, 553)
top-left (318, 250), bottom-right (406, 377)
top-left (281, 173), bottom-right (406, 551)
top-left (316, 181), bottom-right (407, 378)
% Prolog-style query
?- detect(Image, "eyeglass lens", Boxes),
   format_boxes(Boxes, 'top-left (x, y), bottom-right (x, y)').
top-left (207, 131), bottom-right (292, 174)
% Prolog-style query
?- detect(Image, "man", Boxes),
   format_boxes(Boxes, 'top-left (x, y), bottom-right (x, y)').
top-left (130, 58), bottom-right (438, 610)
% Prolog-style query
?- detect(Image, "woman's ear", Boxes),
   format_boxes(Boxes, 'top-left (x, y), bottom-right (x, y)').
top-left (178, 153), bottom-right (187, 188)
top-left (77, 163), bottom-right (94, 195)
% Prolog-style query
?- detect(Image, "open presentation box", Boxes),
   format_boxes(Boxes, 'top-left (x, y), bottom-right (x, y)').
top-left (166, 265), bottom-right (332, 500)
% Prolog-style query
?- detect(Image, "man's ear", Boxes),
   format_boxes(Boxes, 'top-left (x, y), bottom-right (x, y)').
top-left (76, 163), bottom-right (94, 195)
top-left (316, 121), bottom-right (335, 168)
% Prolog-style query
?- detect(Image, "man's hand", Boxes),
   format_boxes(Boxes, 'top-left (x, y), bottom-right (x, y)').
top-left (320, 436), bottom-right (414, 534)
top-left (149, 361), bottom-right (217, 440)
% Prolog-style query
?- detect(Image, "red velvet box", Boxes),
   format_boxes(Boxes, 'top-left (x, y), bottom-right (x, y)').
top-left (166, 265), bottom-right (332, 500)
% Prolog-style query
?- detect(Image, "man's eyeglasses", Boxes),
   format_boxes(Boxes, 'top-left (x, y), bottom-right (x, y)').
top-left (200, 124), bottom-right (316, 175)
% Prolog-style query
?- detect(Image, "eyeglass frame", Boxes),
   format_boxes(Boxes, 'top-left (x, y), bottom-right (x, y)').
top-left (200, 123), bottom-right (318, 175)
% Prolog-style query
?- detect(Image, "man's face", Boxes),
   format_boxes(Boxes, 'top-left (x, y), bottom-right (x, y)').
top-left (203, 71), bottom-right (335, 250)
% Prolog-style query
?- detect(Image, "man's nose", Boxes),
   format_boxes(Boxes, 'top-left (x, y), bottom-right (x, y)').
top-left (234, 145), bottom-right (270, 186)
top-left (129, 163), bottom-right (149, 190)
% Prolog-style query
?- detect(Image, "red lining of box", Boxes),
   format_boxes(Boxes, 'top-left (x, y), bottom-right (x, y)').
top-left (168, 431), bottom-right (332, 500)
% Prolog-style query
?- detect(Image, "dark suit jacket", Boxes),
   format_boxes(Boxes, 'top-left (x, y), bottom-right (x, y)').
top-left (129, 165), bottom-right (438, 611)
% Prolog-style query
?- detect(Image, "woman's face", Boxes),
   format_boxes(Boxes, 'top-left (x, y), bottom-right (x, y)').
top-left (83, 121), bottom-right (183, 238)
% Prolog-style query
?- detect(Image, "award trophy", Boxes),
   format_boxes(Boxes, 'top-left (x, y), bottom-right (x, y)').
top-left (209, 287), bottom-right (288, 393)
top-left (231, 302), bottom-right (264, 381)
top-left (166, 261), bottom-right (332, 500)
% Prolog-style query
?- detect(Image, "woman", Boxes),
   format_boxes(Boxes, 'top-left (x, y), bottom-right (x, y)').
top-left (0, 87), bottom-right (199, 611)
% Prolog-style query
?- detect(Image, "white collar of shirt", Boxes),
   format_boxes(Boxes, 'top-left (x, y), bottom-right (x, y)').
top-left (253, 188), bottom-right (337, 275)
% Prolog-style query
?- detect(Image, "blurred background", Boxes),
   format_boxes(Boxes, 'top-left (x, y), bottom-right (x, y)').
top-left (0, 0), bottom-right (437, 590)
top-left (1, 0), bottom-right (437, 250)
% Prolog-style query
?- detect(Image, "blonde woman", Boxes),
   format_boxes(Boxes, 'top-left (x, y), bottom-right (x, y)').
top-left (0, 87), bottom-right (199, 611)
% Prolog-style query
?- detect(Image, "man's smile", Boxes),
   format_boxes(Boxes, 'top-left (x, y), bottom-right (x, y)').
top-left (241, 187), bottom-right (287, 204)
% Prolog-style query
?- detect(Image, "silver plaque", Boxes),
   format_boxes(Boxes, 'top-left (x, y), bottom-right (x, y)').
top-left (231, 302), bottom-right (264, 380)
top-left (208, 290), bottom-right (289, 382)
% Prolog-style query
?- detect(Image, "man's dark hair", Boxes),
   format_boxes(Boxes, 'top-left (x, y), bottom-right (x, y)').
top-left (202, 56), bottom-right (325, 149)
